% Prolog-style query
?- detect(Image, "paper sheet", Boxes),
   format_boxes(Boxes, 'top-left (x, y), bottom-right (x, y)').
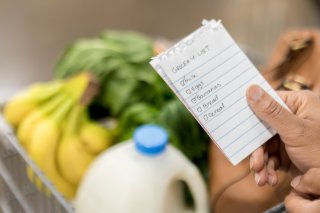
top-left (150, 20), bottom-right (287, 165)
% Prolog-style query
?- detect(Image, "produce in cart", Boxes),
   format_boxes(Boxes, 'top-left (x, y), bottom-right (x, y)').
top-left (2, 30), bottom-right (209, 203)
top-left (3, 73), bottom-right (114, 199)
top-left (54, 31), bottom-right (210, 181)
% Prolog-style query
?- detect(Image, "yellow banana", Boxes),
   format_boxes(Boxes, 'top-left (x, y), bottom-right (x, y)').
top-left (17, 94), bottom-right (67, 148)
top-left (58, 135), bottom-right (94, 185)
top-left (3, 81), bottom-right (64, 127)
top-left (28, 99), bottom-right (76, 199)
top-left (21, 94), bottom-right (69, 194)
top-left (80, 120), bottom-right (113, 155)
top-left (57, 105), bottom-right (95, 185)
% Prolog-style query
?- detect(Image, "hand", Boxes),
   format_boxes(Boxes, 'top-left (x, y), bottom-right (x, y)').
top-left (246, 85), bottom-right (320, 186)
top-left (285, 168), bottom-right (320, 213)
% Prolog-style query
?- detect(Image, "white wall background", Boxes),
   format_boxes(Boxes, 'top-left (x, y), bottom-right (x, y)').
top-left (0, 0), bottom-right (319, 103)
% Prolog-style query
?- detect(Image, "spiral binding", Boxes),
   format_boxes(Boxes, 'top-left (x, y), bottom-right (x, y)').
top-left (154, 19), bottom-right (221, 61)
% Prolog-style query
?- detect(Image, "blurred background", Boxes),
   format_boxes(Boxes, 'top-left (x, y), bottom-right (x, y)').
top-left (1, 1), bottom-right (320, 212)
top-left (1, 0), bottom-right (320, 102)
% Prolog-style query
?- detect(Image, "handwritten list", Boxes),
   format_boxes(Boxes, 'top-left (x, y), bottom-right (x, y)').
top-left (150, 20), bottom-right (286, 165)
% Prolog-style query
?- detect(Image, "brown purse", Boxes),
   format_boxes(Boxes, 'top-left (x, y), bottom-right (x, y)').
top-left (210, 30), bottom-right (320, 213)
top-left (263, 30), bottom-right (320, 93)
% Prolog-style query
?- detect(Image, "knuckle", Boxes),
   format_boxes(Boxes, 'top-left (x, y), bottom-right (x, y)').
top-left (264, 99), bottom-right (282, 118)
top-left (304, 168), bottom-right (319, 183)
top-left (306, 167), bottom-right (318, 176)
top-left (300, 169), bottom-right (317, 191)
top-left (301, 90), bottom-right (314, 99)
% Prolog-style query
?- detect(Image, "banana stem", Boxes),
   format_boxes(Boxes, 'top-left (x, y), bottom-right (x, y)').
top-left (64, 105), bottom-right (85, 137)
top-left (30, 80), bottom-right (64, 102)
top-left (50, 99), bottom-right (74, 126)
top-left (63, 73), bottom-right (91, 103)
top-left (39, 94), bottom-right (68, 116)
top-left (81, 108), bottom-right (90, 124)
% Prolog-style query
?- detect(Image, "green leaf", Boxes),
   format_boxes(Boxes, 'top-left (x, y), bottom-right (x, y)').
top-left (156, 99), bottom-right (209, 160)
top-left (117, 103), bottom-right (159, 141)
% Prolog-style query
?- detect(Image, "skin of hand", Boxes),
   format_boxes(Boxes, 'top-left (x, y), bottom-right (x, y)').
top-left (246, 85), bottom-right (320, 186)
top-left (285, 168), bottom-right (320, 213)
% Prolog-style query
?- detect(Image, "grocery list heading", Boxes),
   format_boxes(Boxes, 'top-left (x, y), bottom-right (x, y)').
top-left (150, 19), bottom-right (286, 165)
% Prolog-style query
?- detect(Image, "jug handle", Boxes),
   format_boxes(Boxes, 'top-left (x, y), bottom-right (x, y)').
top-left (179, 166), bottom-right (209, 213)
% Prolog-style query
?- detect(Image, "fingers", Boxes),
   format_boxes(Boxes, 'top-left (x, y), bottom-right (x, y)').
top-left (254, 159), bottom-right (268, 186)
top-left (250, 149), bottom-right (281, 187)
top-left (246, 85), bottom-right (303, 137)
top-left (250, 146), bottom-right (265, 171)
top-left (252, 155), bottom-right (280, 187)
top-left (250, 136), bottom-right (282, 187)
top-left (285, 191), bottom-right (320, 213)
top-left (287, 168), bottom-right (320, 212)
top-left (266, 156), bottom-right (279, 186)
top-left (250, 147), bottom-right (268, 186)
top-left (291, 168), bottom-right (320, 196)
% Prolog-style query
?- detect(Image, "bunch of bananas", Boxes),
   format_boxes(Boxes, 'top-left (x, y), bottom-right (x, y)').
top-left (3, 73), bottom-right (113, 199)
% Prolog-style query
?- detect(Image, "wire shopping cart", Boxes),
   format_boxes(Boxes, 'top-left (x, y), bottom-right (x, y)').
top-left (0, 113), bottom-right (75, 213)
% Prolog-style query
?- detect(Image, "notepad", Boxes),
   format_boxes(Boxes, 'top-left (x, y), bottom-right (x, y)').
top-left (150, 20), bottom-right (287, 165)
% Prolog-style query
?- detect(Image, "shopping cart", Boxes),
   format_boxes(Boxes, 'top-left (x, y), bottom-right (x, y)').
top-left (0, 113), bottom-right (75, 213)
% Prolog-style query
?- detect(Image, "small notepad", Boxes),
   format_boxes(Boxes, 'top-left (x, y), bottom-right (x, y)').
top-left (150, 20), bottom-right (287, 165)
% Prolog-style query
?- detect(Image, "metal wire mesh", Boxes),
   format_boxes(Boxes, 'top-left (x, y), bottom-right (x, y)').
top-left (0, 114), bottom-right (75, 213)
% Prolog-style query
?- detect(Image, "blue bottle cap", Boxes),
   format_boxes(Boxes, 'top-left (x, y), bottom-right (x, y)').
top-left (133, 124), bottom-right (168, 156)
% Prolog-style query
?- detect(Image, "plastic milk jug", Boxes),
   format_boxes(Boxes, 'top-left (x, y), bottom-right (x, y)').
top-left (75, 124), bottom-right (209, 213)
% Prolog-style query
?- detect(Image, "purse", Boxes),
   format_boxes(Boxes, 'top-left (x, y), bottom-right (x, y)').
top-left (263, 30), bottom-right (320, 92)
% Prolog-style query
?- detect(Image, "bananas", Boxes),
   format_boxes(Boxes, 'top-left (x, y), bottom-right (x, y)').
top-left (28, 99), bottom-right (76, 198)
top-left (17, 94), bottom-right (68, 148)
top-left (80, 120), bottom-right (113, 155)
top-left (3, 81), bottom-right (64, 127)
top-left (58, 135), bottom-right (95, 185)
top-left (57, 106), bottom-right (94, 186)
top-left (3, 72), bottom-right (114, 199)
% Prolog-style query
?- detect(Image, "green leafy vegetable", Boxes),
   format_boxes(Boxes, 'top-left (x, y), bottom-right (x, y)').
top-left (54, 30), bottom-right (209, 182)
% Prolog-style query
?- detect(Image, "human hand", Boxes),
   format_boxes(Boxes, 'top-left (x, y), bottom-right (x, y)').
top-left (246, 85), bottom-right (320, 186)
top-left (285, 168), bottom-right (320, 213)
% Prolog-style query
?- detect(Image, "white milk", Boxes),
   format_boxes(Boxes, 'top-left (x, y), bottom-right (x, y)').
top-left (75, 125), bottom-right (209, 213)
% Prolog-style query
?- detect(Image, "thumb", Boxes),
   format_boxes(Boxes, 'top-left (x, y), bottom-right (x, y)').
top-left (284, 191), bottom-right (319, 213)
top-left (291, 168), bottom-right (320, 196)
top-left (246, 85), bottom-right (302, 136)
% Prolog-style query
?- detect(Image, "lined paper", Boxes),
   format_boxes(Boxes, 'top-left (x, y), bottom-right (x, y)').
top-left (150, 20), bottom-right (286, 165)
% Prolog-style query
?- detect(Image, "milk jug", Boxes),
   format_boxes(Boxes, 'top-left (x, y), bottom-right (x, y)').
top-left (75, 124), bottom-right (209, 213)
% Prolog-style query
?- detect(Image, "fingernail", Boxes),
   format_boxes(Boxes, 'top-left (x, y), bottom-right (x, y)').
top-left (291, 175), bottom-right (301, 188)
top-left (248, 85), bottom-right (264, 102)
top-left (250, 156), bottom-right (254, 170)
top-left (255, 173), bottom-right (260, 185)
top-left (268, 175), bottom-right (274, 186)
